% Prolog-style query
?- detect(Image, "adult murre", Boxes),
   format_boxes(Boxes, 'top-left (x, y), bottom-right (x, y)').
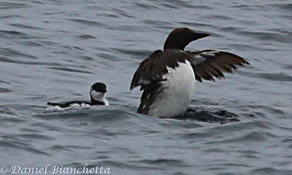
top-left (130, 27), bottom-right (249, 118)
top-left (47, 82), bottom-right (109, 110)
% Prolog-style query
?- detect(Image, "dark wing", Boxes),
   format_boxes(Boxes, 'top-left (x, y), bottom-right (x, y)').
top-left (47, 102), bottom-right (69, 108)
top-left (130, 49), bottom-right (192, 115)
top-left (137, 82), bottom-right (163, 115)
top-left (188, 50), bottom-right (249, 82)
top-left (47, 101), bottom-right (90, 108)
top-left (130, 49), bottom-right (192, 90)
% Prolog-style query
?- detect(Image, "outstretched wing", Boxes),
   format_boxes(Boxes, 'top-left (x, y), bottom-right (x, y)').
top-left (130, 49), bottom-right (192, 90)
top-left (189, 50), bottom-right (249, 82)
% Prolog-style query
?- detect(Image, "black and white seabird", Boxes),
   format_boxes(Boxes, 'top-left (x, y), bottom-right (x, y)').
top-left (47, 82), bottom-right (109, 110)
top-left (130, 27), bottom-right (249, 118)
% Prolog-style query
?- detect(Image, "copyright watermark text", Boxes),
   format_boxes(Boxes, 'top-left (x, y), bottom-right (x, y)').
top-left (0, 164), bottom-right (110, 174)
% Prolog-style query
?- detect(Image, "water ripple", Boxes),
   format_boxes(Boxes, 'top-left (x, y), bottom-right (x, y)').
top-left (0, 2), bottom-right (29, 9)
top-left (0, 0), bottom-right (292, 174)
top-left (0, 140), bottom-right (50, 156)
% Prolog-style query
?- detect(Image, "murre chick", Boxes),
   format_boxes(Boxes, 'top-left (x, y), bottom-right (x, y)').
top-left (47, 82), bottom-right (109, 110)
top-left (130, 27), bottom-right (249, 118)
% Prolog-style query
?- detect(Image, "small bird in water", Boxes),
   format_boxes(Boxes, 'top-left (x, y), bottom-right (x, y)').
top-left (130, 27), bottom-right (249, 118)
top-left (47, 82), bottom-right (109, 110)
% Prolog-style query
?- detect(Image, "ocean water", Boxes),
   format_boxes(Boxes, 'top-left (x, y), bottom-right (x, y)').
top-left (0, 0), bottom-right (292, 175)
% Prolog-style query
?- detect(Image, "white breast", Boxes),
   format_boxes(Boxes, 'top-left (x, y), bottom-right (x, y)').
top-left (148, 61), bottom-right (196, 118)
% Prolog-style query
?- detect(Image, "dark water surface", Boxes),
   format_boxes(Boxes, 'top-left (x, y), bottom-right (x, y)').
top-left (1, 0), bottom-right (292, 175)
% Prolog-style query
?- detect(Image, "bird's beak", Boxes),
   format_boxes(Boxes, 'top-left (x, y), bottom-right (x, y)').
top-left (193, 32), bottom-right (210, 40)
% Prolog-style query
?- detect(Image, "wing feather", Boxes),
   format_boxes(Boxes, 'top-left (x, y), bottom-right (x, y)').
top-left (189, 50), bottom-right (249, 82)
top-left (130, 49), bottom-right (192, 90)
top-left (130, 49), bottom-right (192, 114)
